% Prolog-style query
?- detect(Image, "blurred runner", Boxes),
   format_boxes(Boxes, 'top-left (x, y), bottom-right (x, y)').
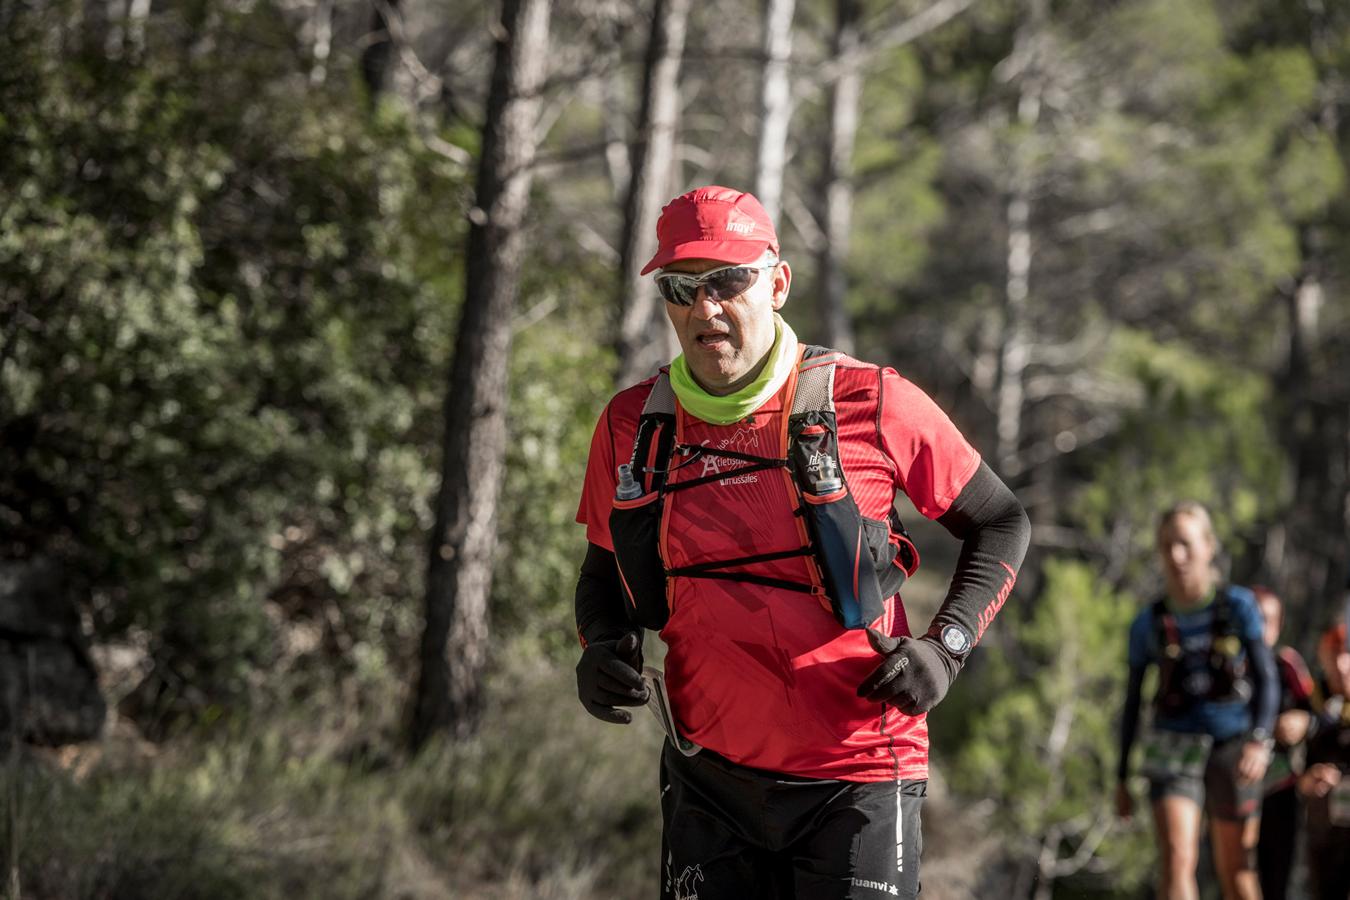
top-left (1252, 586), bottom-right (1314, 900)
top-left (1116, 502), bottom-right (1278, 900)
top-left (1300, 615), bottom-right (1350, 900)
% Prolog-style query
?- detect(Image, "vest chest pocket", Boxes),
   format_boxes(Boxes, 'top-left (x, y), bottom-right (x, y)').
top-left (1139, 728), bottom-right (1213, 780)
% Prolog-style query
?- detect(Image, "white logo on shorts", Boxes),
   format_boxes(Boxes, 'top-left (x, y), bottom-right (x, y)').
top-left (851, 876), bottom-right (900, 895)
top-left (674, 865), bottom-right (704, 900)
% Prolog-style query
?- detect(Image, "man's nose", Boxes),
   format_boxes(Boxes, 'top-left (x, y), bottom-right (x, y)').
top-left (692, 287), bottom-right (724, 317)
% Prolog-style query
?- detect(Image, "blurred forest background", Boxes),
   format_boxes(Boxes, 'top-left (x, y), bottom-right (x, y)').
top-left (2, 0), bottom-right (1349, 896)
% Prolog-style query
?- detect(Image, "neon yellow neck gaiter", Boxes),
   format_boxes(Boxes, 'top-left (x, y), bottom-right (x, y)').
top-left (668, 315), bottom-right (799, 425)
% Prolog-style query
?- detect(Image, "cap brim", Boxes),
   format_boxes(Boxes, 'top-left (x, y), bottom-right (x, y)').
top-left (639, 239), bottom-right (773, 276)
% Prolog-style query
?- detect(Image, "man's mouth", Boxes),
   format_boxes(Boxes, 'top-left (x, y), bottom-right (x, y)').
top-left (697, 330), bottom-right (730, 348)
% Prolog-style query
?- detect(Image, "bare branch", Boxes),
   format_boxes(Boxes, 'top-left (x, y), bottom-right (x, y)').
top-left (512, 292), bottom-right (559, 333)
top-left (817, 0), bottom-right (978, 84)
top-left (782, 187), bottom-right (826, 253)
top-left (1046, 813), bottom-right (1115, 878)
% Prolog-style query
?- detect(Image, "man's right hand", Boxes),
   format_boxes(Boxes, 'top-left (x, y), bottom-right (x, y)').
top-left (1299, 762), bottom-right (1343, 798)
top-left (576, 632), bottom-right (649, 724)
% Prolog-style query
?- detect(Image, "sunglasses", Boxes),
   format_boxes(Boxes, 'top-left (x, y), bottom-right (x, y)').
top-left (654, 261), bottom-right (778, 307)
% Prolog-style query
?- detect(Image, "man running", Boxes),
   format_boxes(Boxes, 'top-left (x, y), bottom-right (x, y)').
top-left (573, 185), bottom-right (1029, 899)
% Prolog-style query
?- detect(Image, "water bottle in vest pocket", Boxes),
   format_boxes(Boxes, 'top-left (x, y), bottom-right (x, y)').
top-left (789, 416), bottom-right (886, 629)
top-left (609, 463), bottom-right (671, 630)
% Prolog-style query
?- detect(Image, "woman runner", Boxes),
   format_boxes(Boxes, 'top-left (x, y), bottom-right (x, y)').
top-left (1116, 502), bottom-right (1278, 900)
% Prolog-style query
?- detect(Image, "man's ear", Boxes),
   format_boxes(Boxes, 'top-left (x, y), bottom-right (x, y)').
top-left (771, 261), bottom-right (792, 310)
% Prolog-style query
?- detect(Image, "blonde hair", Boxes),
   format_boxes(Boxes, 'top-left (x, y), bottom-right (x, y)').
top-left (1157, 500), bottom-right (1217, 545)
top-left (1156, 500), bottom-right (1222, 580)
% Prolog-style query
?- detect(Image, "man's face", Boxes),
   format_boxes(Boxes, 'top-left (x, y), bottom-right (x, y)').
top-left (1157, 512), bottom-right (1217, 601)
top-left (661, 258), bottom-right (791, 396)
top-left (1259, 596), bottom-right (1282, 647)
top-left (1321, 645), bottom-right (1350, 698)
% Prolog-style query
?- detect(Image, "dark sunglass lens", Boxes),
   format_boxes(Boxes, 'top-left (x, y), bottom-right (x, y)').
top-left (704, 267), bottom-right (756, 301)
top-left (657, 276), bottom-right (695, 306)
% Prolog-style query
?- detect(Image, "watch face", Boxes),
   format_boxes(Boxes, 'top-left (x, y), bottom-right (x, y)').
top-left (941, 624), bottom-right (971, 657)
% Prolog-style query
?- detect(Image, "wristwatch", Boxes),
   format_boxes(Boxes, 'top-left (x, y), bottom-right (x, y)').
top-left (1247, 727), bottom-right (1275, 752)
top-left (936, 624), bottom-right (973, 661)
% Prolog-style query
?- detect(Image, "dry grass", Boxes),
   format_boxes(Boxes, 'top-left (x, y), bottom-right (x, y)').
top-left (2, 649), bottom-right (1016, 899)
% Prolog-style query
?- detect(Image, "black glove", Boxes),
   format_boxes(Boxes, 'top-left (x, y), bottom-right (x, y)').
top-left (576, 632), bottom-right (649, 724)
top-left (856, 627), bottom-right (960, 714)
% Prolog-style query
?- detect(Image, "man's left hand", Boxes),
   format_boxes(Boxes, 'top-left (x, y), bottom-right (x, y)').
top-left (1236, 740), bottom-right (1271, 785)
top-left (857, 628), bottom-right (956, 714)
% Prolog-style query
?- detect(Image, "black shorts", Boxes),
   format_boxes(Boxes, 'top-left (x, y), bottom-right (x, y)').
top-left (1147, 735), bottom-right (1262, 821)
top-left (1307, 827), bottom-right (1350, 900)
top-left (659, 744), bottom-right (926, 900)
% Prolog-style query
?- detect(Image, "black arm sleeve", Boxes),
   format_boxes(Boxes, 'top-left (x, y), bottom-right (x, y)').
top-left (1245, 631), bottom-right (1279, 735)
top-left (928, 462), bottom-right (1031, 665)
top-left (575, 542), bottom-right (637, 647)
top-left (1118, 663), bottom-right (1146, 783)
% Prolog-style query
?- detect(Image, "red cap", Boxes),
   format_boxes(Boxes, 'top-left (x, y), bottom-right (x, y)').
top-left (640, 185), bottom-right (779, 275)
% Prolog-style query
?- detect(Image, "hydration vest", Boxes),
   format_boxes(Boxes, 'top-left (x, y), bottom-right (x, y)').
top-left (1152, 587), bottom-right (1251, 717)
top-left (609, 345), bottom-right (919, 632)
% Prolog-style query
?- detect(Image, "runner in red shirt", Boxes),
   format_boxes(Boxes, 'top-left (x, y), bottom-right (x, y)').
top-left (574, 185), bottom-right (1029, 899)
top-left (1253, 586), bottom-right (1315, 900)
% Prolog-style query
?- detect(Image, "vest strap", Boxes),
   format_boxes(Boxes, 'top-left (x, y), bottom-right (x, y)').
top-left (668, 546), bottom-right (815, 575)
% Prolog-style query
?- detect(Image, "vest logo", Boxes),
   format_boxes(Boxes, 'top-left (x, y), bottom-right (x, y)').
top-left (698, 429), bottom-right (761, 485)
top-left (850, 876), bottom-right (900, 895)
top-left (724, 218), bottom-right (755, 235)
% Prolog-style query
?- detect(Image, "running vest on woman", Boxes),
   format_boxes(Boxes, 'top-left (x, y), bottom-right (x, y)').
top-left (578, 352), bottom-right (980, 782)
top-left (1127, 585), bottom-right (1266, 740)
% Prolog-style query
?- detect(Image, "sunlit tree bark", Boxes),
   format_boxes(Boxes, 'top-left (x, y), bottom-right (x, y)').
top-left (411, 0), bottom-right (552, 748)
top-left (755, 0), bottom-right (795, 226)
top-left (816, 0), bottom-right (861, 355)
top-left (616, 0), bottom-right (690, 387)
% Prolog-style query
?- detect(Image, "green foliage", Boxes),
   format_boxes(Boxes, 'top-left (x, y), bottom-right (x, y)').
top-left (494, 280), bottom-right (616, 660)
top-left (851, 47), bottom-right (946, 326)
top-left (1272, 129), bottom-right (1347, 223)
top-left (941, 559), bottom-right (1153, 893)
top-left (1074, 328), bottom-right (1285, 578)
top-left (0, 1), bottom-right (469, 719)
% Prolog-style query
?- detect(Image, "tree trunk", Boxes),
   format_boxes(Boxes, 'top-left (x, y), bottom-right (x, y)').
top-left (309, 0), bottom-right (336, 86)
top-left (1273, 247), bottom-right (1349, 644)
top-left (410, 0), bottom-right (552, 749)
top-left (755, 0), bottom-right (795, 226)
top-left (994, 0), bottom-right (1044, 477)
top-left (123, 0), bottom-right (149, 56)
top-left (602, 38), bottom-right (632, 205)
top-left (816, 0), bottom-right (861, 355)
top-left (615, 0), bottom-right (691, 388)
top-left (1267, 0), bottom-right (1350, 644)
top-left (361, 0), bottom-right (402, 102)
top-left (996, 178), bottom-right (1032, 476)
